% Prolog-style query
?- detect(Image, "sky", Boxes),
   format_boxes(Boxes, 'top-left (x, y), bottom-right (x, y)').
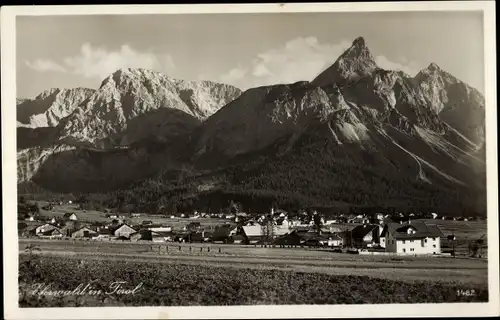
top-left (16, 11), bottom-right (484, 98)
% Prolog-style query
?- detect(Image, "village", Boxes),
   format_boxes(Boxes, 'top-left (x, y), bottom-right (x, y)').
top-left (17, 199), bottom-right (487, 257)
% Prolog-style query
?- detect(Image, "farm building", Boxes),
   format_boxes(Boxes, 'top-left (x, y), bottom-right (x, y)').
top-left (71, 227), bottom-right (98, 239)
top-left (381, 221), bottom-right (443, 255)
top-left (38, 228), bottom-right (63, 238)
top-left (179, 232), bottom-right (205, 243)
top-left (274, 231), bottom-right (302, 246)
top-left (327, 233), bottom-right (343, 247)
top-left (35, 223), bottom-right (59, 235)
top-left (110, 224), bottom-right (137, 239)
top-left (94, 228), bottom-right (113, 239)
top-left (299, 232), bottom-right (329, 247)
top-left (344, 224), bottom-right (381, 248)
top-left (63, 213), bottom-right (78, 221)
top-left (148, 226), bottom-right (173, 233)
top-left (275, 230), bottom-right (335, 247)
top-left (130, 229), bottom-right (167, 242)
top-left (230, 234), bottom-right (247, 244)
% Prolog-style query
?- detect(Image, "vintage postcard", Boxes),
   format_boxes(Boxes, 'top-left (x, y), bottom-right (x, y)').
top-left (2, 2), bottom-right (499, 319)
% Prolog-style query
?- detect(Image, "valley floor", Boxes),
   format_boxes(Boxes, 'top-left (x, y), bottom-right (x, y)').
top-left (18, 238), bottom-right (488, 307)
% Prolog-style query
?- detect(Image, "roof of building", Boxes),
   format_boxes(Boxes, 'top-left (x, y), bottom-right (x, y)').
top-left (63, 212), bottom-right (76, 217)
top-left (74, 226), bottom-right (98, 234)
top-left (110, 223), bottom-right (136, 233)
top-left (242, 225), bottom-right (263, 237)
top-left (348, 224), bottom-right (379, 240)
top-left (298, 231), bottom-right (329, 241)
top-left (322, 232), bottom-right (343, 240)
top-left (40, 228), bottom-right (61, 236)
top-left (97, 229), bottom-right (112, 235)
top-left (383, 221), bottom-right (444, 239)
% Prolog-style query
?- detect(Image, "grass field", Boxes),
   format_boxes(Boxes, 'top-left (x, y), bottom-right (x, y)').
top-left (420, 219), bottom-right (487, 240)
top-left (35, 203), bottom-right (232, 230)
top-left (19, 238), bottom-right (488, 285)
top-left (18, 253), bottom-right (488, 307)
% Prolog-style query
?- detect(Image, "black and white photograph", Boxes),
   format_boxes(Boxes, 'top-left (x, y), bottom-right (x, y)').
top-left (2, 2), bottom-right (499, 319)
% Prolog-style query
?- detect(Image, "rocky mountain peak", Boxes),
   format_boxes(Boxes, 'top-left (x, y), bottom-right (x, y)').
top-left (352, 36), bottom-right (366, 47)
top-left (56, 68), bottom-right (242, 148)
top-left (17, 87), bottom-right (95, 128)
top-left (427, 62), bottom-right (441, 72)
top-left (311, 36), bottom-right (378, 87)
top-left (35, 88), bottom-right (61, 99)
top-left (413, 63), bottom-right (485, 144)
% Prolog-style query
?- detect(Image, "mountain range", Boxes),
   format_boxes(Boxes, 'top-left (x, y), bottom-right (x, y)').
top-left (17, 37), bottom-right (487, 215)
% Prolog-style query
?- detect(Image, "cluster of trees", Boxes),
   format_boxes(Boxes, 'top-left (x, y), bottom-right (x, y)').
top-left (18, 196), bottom-right (40, 220)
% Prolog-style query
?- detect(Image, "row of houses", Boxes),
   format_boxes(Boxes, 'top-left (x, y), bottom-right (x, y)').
top-left (232, 219), bottom-right (444, 255)
top-left (23, 216), bottom-right (445, 255)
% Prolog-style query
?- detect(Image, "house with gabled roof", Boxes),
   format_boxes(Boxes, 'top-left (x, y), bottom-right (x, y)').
top-left (344, 224), bottom-right (381, 248)
top-left (110, 223), bottom-right (137, 239)
top-left (71, 226), bottom-right (98, 239)
top-left (35, 223), bottom-right (59, 235)
top-left (381, 221), bottom-right (444, 255)
top-left (38, 227), bottom-right (63, 238)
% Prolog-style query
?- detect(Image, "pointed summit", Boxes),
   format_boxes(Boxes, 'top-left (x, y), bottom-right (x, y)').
top-left (427, 62), bottom-right (441, 71)
top-left (312, 36), bottom-right (377, 87)
top-left (352, 36), bottom-right (366, 47)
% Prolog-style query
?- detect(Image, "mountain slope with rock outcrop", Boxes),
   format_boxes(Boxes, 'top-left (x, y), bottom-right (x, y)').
top-left (17, 37), bottom-right (487, 215)
top-left (414, 62), bottom-right (485, 145)
top-left (17, 88), bottom-right (95, 128)
top-left (55, 68), bottom-right (242, 148)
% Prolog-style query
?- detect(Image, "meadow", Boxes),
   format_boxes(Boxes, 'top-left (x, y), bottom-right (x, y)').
top-left (19, 254), bottom-right (488, 307)
top-left (35, 202), bottom-right (231, 229)
top-left (19, 238), bottom-right (488, 285)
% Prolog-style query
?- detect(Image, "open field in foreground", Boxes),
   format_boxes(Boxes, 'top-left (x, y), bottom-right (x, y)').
top-left (19, 238), bottom-right (488, 306)
top-left (19, 252), bottom-right (488, 307)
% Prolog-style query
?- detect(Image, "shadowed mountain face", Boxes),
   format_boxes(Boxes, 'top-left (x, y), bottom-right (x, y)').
top-left (17, 37), bottom-right (487, 214)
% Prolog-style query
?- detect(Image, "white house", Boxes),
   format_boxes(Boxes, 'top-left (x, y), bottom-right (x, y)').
top-left (148, 226), bottom-right (172, 233)
top-left (381, 221), bottom-right (443, 255)
top-left (63, 212), bottom-right (78, 221)
top-left (327, 234), bottom-right (343, 247)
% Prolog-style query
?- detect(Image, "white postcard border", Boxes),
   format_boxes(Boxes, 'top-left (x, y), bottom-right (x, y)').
top-left (2, 2), bottom-right (498, 319)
